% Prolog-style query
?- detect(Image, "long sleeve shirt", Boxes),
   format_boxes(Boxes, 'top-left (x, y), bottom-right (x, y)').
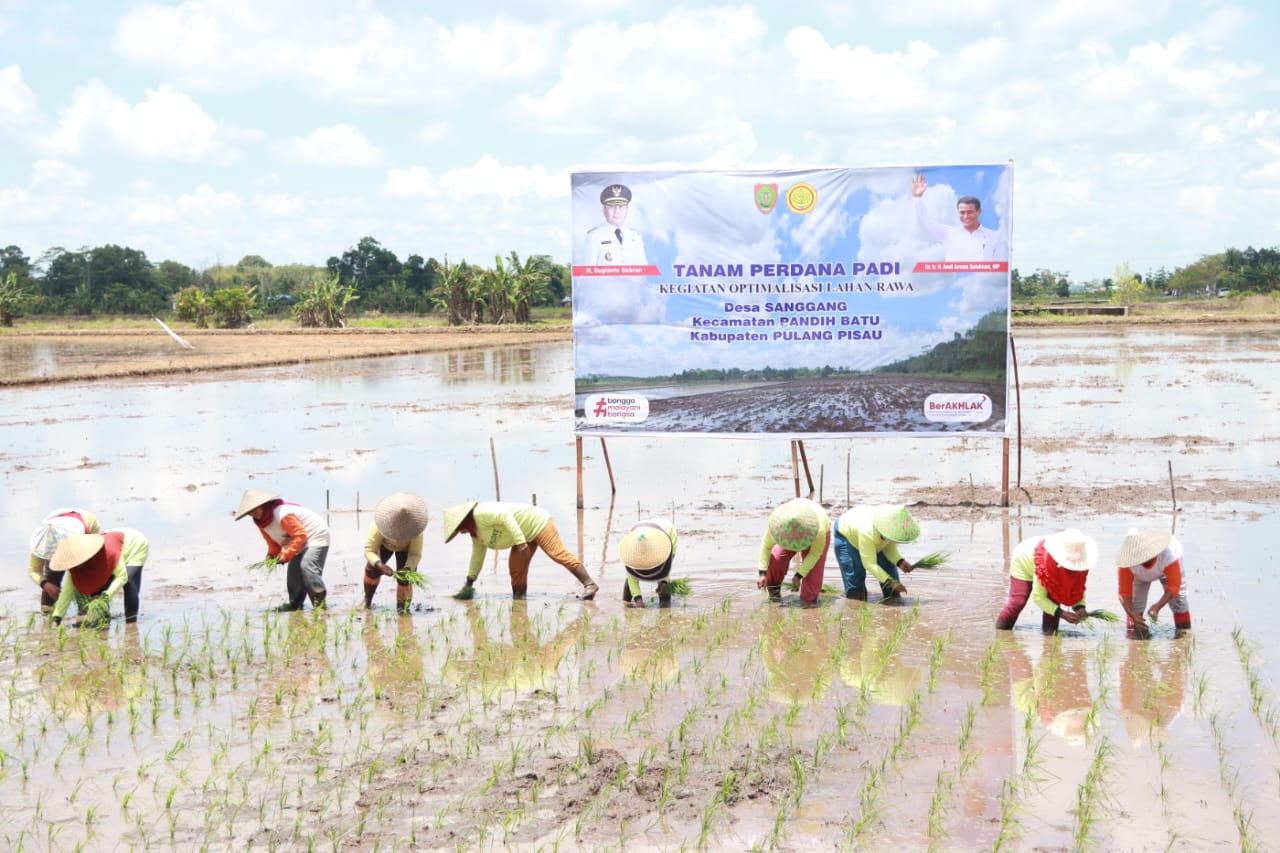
top-left (51, 528), bottom-right (148, 619)
top-left (915, 197), bottom-right (1006, 262)
top-left (758, 499), bottom-right (831, 578)
top-left (1010, 537), bottom-right (1086, 614)
top-left (364, 521), bottom-right (423, 571)
top-left (256, 502), bottom-right (329, 563)
top-left (1118, 536), bottom-right (1184, 597)
top-left (465, 502), bottom-right (551, 580)
top-left (835, 505), bottom-right (904, 586)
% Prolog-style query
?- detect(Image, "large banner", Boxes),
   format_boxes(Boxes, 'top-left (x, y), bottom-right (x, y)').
top-left (571, 164), bottom-right (1012, 437)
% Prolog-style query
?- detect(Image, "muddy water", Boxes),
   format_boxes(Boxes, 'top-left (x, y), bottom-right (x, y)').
top-left (2, 326), bottom-right (1279, 850)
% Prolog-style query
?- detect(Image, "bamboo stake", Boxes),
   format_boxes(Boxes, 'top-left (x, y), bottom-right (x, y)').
top-left (490, 437), bottom-right (500, 500)
top-left (791, 441), bottom-right (800, 498)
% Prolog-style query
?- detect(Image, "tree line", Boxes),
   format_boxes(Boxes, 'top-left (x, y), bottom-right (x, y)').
top-left (1012, 245), bottom-right (1280, 302)
top-left (0, 237), bottom-right (571, 328)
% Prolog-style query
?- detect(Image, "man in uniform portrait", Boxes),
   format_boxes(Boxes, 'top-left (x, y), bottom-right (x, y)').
top-left (582, 184), bottom-right (649, 265)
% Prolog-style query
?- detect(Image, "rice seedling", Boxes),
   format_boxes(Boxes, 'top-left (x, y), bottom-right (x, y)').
top-left (666, 578), bottom-right (692, 596)
top-left (244, 557), bottom-right (281, 574)
top-left (1080, 609), bottom-right (1120, 624)
top-left (391, 570), bottom-right (426, 587)
top-left (912, 550), bottom-right (951, 569)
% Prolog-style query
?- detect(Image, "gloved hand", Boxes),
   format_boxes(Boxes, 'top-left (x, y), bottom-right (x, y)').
top-left (452, 584), bottom-right (475, 600)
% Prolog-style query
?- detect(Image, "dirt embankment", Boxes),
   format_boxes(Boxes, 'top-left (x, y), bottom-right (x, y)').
top-left (0, 325), bottom-right (572, 387)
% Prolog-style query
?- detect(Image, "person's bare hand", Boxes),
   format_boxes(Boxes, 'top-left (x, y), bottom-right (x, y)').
top-left (892, 580), bottom-right (907, 595)
top-left (1060, 609), bottom-right (1082, 624)
top-left (756, 575), bottom-right (767, 589)
top-left (1147, 605), bottom-right (1162, 621)
top-left (899, 561), bottom-right (914, 574)
top-left (911, 174), bottom-right (927, 197)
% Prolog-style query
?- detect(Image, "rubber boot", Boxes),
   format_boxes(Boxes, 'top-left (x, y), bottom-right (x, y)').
top-left (656, 581), bottom-right (671, 607)
top-left (847, 588), bottom-right (868, 602)
top-left (766, 584), bottom-right (782, 602)
top-left (511, 585), bottom-right (528, 599)
top-left (310, 592), bottom-right (327, 611)
top-left (569, 566), bottom-right (598, 600)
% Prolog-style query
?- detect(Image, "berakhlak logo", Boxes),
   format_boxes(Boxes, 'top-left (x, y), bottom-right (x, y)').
top-left (754, 183), bottom-right (779, 214)
top-left (924, 393), bottom-right (992, 423)
top-left (584, 393), bottom-right (650, 424)
top-left (785, 182), bottom-right (817, 214)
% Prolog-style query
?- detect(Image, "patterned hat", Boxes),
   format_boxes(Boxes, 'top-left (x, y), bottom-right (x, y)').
top-left (619, 525), bottom-right (673, 573)
top-left (234, 489), bottom-right (280, 520)
top-left (1115, 528), bottom-right (1172, 568)
top-left (872, 505), bottom-right (920, 544)
top-left (1045, 528), bottom-right (1098, 573)
top-left (768, 499), bottom-right (822, 551)
top-left (375, 492), bottom-right (428, 542)
top-left (30, 518), bottom-right (80, 560)
top-left (50, 532), bottom-right (106, 571)
top-left (443, 501), bottom-right (479, 543)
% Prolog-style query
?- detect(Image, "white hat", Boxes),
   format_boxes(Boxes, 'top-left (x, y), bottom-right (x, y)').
top-left (30, 518), bottom-right (79, 560)
top-left (619, 524), bottom-right (674, 573)
top-left (1045, 528), bottom-right (1098, 573)
top-left (375, 492), bottom-right (428, 541)
top-left (1115, 528), bottom-right (1172, 568)
top-left (234, 489), bottom-right (280, 520)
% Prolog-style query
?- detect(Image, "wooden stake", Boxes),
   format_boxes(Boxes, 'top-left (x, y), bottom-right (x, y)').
top-left (790, 441), bottom-right (801, 498)
top-left (797, 440), bottom-right (814, 496)
top-left (600, 437), bottom-right (616, 495)
top-left (576, 436), bottom-right (584, 509)
top-left (489, 437), bottom-right (500, 500)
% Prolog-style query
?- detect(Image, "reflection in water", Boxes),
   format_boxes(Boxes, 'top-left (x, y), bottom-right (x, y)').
top-left (362, 615), bottom-right (425, 706)
top-left (620, 611), bottom-right (680, 684)
top-left (1118, 639), bottom-right (1186, 748)
top-left (444, 602), bottom-right (584, 699)
top-left (41, 623), bottom-right (147, 717)
top-left (839, 608), bottom-right (925, 707)
top-left (443, 347), bottom-right (536, 384)
top-left (1008, 635), bottom-right (1095, 746)
top-left (761, 606), bottom-right (833, 707)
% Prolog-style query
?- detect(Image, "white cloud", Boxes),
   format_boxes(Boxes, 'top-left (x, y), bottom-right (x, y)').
top-left (113, 2), bottom-right (559, 103)
top-left (178, 184), bottom-right (242, 218)
top-left (1176, 185), bottom-right (1223, 213)
top-left (785, 29), bottom-right (938, 109)
top-left (1201, 125), bottom-right (1225, 144)
top-left (278, 124), bottom-right (383, 167)
top-left (438, 155), bottom-right (564, 202)
top-left (0, 64), bottom-right (38, 126)
top-left (41, 80), bottom-right (227, 162)
top-left (381, 166), bottom-right (436, 199)
top-left (30, 159), bottom-right (90, 192)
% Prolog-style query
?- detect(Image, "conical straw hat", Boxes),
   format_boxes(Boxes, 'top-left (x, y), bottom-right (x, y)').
top-left (50, 533), bottom-right (106, 571)
top-left (619, 525), bottom-right (673, 572)
top-left (872, 505), bottom-right (920, 544)
top-left (1115, 528), bottom-right (1172, 568)
top-left (375, 492), bottom-right (428, 541)
top-left (234, 489), bottom-right (279, 520)
top-left (443, 501), bottom-right (479, 543)
top-left (30, 518), bottom-right (80, 560)
top-left (768, 499), bottom-right (822, 551)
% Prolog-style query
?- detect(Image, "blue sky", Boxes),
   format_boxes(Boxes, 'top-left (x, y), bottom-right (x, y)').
top-left (2, 1), bottom-right (1277, 280)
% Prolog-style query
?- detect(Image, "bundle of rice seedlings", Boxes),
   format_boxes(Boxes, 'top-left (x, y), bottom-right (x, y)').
top-left (245, 556), bottom-right (280, 574)
top-left (666, 578), bottom-right (692, 596)
top-left (84, 595), bottom-right (111, 628)
top-left (1082, 609), bottom-right (1120, 623)
top-left (913, 550), bottom-right (951, 570)
top-left (393, 570), bottom-right (427, 588)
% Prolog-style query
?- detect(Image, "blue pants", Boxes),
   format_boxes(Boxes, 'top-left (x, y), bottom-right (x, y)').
top-left (833, 522), bottom-right (899, 599)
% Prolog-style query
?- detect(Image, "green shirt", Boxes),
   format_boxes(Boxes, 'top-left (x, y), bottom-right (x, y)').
top-left (835, 505), bottom-right (904, 586)
top-left (465, 502), bottom-right (551, 579)
top-left (758, 499), bottom-right (831, 578)
top-left (625, 520), bottom-right (678, 597)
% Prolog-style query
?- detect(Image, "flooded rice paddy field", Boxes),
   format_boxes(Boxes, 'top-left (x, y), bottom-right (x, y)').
top-left (1, 325), bottom-right (1279, 850)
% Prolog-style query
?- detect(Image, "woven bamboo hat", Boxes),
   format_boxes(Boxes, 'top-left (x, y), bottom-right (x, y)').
top-left (50, 533), bottom-right (105, 571)
top-left (234, 489), bottom-right (280, 520)
top-left (443, 501), bottom-right (479, 543)
top-left (30, 518), bottom-right (80, 560)
top-left (619, 525), bottom-right (673, 572)
top-left (1045, 528), bottom-right (1098, 573)
top-left (375, 492), bottom-right (428, 541)
top-left (1115, 528), bottom-right (1172, 568)
top-left (768, 499), bottom-right (822, 551)
top-left (872, 505), bottom-right (920, 544)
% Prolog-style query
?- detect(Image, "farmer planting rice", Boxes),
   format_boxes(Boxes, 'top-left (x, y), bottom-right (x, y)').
top-left (619, 519), bottom-right (678, 608)
top-left (995, 528), bottom-right (1098, 634)
top-left (444, 500), bottom-right (598, 600)
top-left (49, 528), bottom-right (148, 627)
top-left (234, 489), bottom-right (330, 611)
top-left (28, 506), bottom-right (100, 612)
top-left (757, 497), bottom-right (831, 604)
top-left (362, 492), bottom-right (428, 614)
top-left (832, 503), bottom-right (921, 603)
top-left (1116, 528), bottom-right (1191, 639)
